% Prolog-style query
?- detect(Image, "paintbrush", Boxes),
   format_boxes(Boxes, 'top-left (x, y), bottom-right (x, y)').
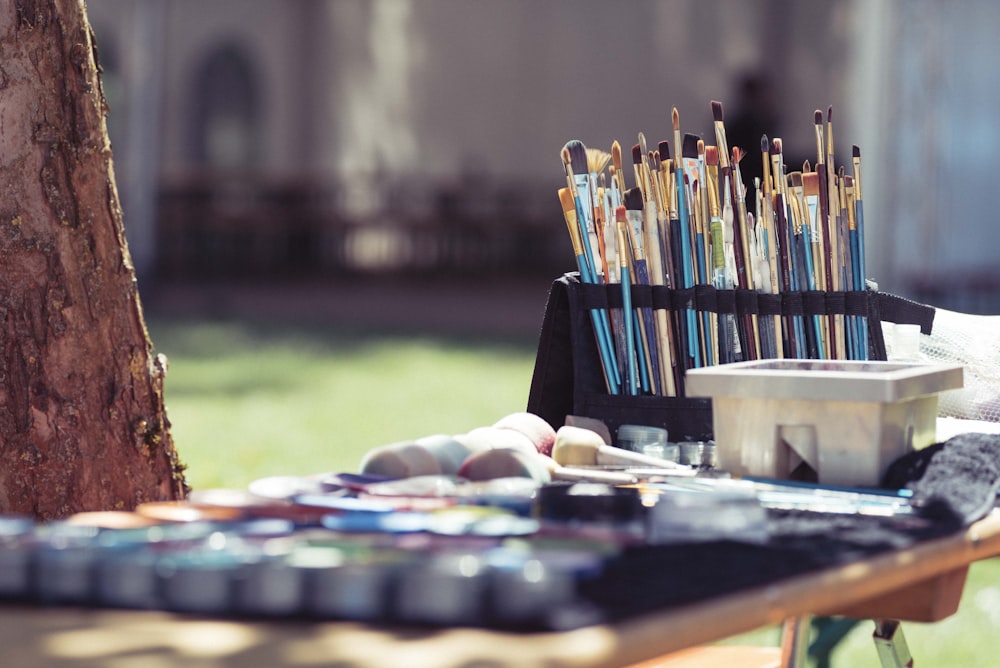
top-left (711, 100), bottom-right (747, 285)
top-left (751, 178), bottom-right (779, 359)
top-left (562, 143), bottom-right (621, 391)
top-left (769, 139), bottom-right (801, 358)
top-left (711, 100), bottom-right (757, 360)
top-left (672, 107), bottom-right (701, 372)
top-left (588, 149), bottom-right (613, 280)
top-left (813, 163), bottom-right (838, 357)
top-left (731, 145), bottom-right (762, 360)
top-left (658, 143), bottom-right (687, 384)
top-left (683, 134), bottom-right (712, 365)
top-left (611, 140), bottom-right (628, 195)
top-left (778, 169), bottom-right (807, 359)
top-left (634, 180), bottom-right (664, 393)
top-left (601, 170), bottom-right (632, 376)
top-left (638, 131), bottom-right (652, 199)
top-left (587, 148), bottom-right (612, 175)
top-left (624, 187), bottom-right (661, 394)
top-left (851, 145), bottom-right (869, 358)
top-left (839, 166), bottom-right (861, 359)
top-left (759, 135), bottom-right (782, 358)
top-left (811, 111), bottom-right (830, 291)
top-left (683, 136), bottom-right (710, 284)
top-left (691, 178), bottom-right (715, 366)
top-left (789, 171), bottom-right (823, 358)
top-left (705, 144), bottom-right (738, 364)
top-left (802, 170), bottom-right (831, 358)
top-left (657, 139), bottom-right (689, 389)
top-left (644, 150), bottom-right (678, 395)
top-left (631, 144), bottom-right (646, 204)
top-left (851, 145), bottom-right (867, 290)
top-left (560, 186), bottom-right (616, 390)
top-left (695, 140), bottom-right (713, 286)
top-left (615, 205), bottom-right (640, 395)
top-left (824, 107), bottom-right (847, 360)
top-left (657, 141), bottom-right (680, 292)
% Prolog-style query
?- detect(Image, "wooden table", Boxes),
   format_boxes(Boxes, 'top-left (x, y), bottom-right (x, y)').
top-left (2, 510), bottom-right (999, 667)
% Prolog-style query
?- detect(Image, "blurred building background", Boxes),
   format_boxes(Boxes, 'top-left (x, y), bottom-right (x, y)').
top-left (87, 0), bottom-right (1000, 313)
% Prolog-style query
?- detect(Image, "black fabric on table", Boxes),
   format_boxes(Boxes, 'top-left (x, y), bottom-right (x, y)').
top-left (567, 433), bottom-right (1000, 628)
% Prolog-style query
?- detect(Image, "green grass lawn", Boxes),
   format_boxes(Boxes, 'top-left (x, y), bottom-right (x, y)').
top-left (148, 317), bottom-right (538, 491)
top-left (146, 316), bottom-right (1000, 666)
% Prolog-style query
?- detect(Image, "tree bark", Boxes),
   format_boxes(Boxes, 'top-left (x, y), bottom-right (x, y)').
top-left (0, 0), bottom-right (187, 519)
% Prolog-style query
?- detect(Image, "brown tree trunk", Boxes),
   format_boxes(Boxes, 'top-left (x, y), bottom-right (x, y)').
top-left (0, 0), bottom-right (187, 519)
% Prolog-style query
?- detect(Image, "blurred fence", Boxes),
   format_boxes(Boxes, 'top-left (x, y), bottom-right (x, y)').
top-left (155, 175), bottom-right (573, 281)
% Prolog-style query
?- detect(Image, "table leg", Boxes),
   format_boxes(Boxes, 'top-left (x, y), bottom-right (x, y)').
top-left (779, 615), bottom-right (812, 667)
top-left (872, 619), bottom-right (914, 668)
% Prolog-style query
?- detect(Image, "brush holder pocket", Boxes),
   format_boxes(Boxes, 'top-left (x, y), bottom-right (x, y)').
top-left (527, 272), bottom-right (935, 443)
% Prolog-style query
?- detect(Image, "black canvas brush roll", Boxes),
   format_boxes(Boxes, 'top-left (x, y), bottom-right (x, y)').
top-left (527, 272), bottom-right (937, 441)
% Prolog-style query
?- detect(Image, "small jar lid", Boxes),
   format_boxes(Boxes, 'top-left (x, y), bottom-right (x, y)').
top-left (617, 424), bottom-right (668, 452)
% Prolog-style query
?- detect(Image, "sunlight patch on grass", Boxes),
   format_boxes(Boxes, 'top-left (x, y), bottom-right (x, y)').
top-left (149, 320), bottom-right (537, 491)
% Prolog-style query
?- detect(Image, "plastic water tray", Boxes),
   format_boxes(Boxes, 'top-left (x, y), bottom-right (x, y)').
top-left (686, 360), bottom-right (964, 486)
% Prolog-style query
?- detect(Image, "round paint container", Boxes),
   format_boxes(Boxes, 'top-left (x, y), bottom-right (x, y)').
top-left (394, 552), bottom-right (489, 626)
top-left (0, 516), bottom-right (37, 600)
top-left (247, 475), bottom-right (331, 500)
top-left (156, 533), bottom-right (258, 615)
top-left (678, 441), bottom-right (717, 468)
top-left (95, 543), bottom-right (162, 610)
top-left (33, 523), bottom-right (102, 605)
top-left (300, 548), bottom-right (402, 621)
top-left (617, 424), bottom-right (669, 454)
top-left (487, 551), bottom-right (577, 626)
top-left (233, 539), bottom-right (304, 617)
top-left (136, 501), bottom-right (244, 524)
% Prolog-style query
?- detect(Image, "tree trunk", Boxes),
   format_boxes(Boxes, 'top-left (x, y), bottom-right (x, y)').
top-left (0, 0), bottom-right (187, 519)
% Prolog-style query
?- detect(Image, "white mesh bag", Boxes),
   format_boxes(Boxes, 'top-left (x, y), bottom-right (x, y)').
top-left (883, 309), bottom-right (1000, 422)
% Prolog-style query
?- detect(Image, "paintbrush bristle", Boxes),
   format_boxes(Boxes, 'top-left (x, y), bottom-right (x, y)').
top-left (612, 141), bottom-right (623, 169)
top-left (827, 105), bottom-right (833, 123)
top-left (802, 172), bottom-right (819, 196)
top-left (623, 187), bottom-right (644, 211)
top-left (761, 134), bottom-right (770, 153)
top-left (631, 143), bottom-right (642, 165)
top-left (803, 160), bottom-right (812, 172)
top-left (789, 172), bottom-right (803, 189)
top-left (658, 140), bottom-right (670, 162)
top-left (711, 100), bottom-right (724, 122)
top-left (558, 187), bottom-right (575, 214)
top-left (814, 110), bottom-right (823, 125)
top-left (705, 145), bottom-right (718, 166)
top-left (852, 144), bottom-right (861, 159)
top-left (564, 140), bottom-right (589, 174)
top-left (586, 148), bottom-right (612, 174)
top-left (682, 133), bottom-right (700, 159)
top-left (671, 107), bottom-right (680, 131)
top-left (731, 146), bottom-right (745, 164)
top-left (772, 138), bottom-right (783, 154)
top-left (697, 138), bottom-right (705, 155)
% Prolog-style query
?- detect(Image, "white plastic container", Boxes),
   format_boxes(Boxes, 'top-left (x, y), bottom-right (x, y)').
top-left (686, 360), bottom-right (963, 486)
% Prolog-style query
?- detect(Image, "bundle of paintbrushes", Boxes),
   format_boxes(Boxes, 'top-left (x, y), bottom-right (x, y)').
top-left (558, 102), bottom-right (869, 397)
